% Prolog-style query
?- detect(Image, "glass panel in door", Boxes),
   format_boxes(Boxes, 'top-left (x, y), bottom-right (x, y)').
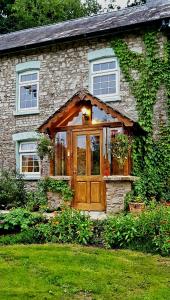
top-left (90, 135), bottom-right (100, 175)
top-left (77, 135), bottom-right (86, 175)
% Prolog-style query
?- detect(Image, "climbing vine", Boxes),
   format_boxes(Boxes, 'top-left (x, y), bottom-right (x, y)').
top-left (111, 31), bottom-right (170, 201)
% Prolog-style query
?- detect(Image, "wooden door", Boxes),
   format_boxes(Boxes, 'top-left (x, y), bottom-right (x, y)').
top-left (72, 129), bottom-right (105, 211)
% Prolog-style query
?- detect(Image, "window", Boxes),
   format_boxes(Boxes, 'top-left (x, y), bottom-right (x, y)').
top-left (18, 71), bottom-right (39, 110)
top-left (91, 58), bottom-right (119, 101)
top-left (19, 142), bottom-right (40, 175)
top-left (15, 61), bottom-right (40, 115)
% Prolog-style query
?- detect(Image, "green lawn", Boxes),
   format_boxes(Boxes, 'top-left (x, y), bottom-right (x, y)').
top-left (0, 245), bottom-right (169, 300)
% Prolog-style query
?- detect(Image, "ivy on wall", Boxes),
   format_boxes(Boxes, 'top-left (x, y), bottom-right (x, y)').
top-left (111, 32), bottom-right (170, 201)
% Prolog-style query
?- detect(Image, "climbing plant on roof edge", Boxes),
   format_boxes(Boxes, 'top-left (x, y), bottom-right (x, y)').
top-left (111, 31), bottom-right (170, 201)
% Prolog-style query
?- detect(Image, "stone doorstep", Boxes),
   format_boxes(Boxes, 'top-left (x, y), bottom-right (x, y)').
top-left (0, 210), bottom-right (107, 220)
top-left (83, 211), bottom-right (107, 220)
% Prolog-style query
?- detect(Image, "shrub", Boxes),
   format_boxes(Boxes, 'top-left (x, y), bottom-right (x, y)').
top-left (0, 228), bottom-right (40, 245)
top-left (26, 189), bottom-right (47, 212)
top-left (0, 170), bottom-right (27, 209)
top-left (50, 209), bottom-right (93, 245)
top-left (136, 206), bottom-right (170, 255)
top-left (103, 213), bottom-right (137, 248)
top-left (103, 206), bottom-right (170, 255)
top-left (0, 208), bottom-right (45, 233)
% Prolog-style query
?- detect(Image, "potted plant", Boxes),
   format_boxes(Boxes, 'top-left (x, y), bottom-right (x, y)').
top-left (37, 134), bottom-right (54, 160)
top-left (129, 195), bottom-right (145, 214)
top-left (110, 133), bottom-right (130, 174)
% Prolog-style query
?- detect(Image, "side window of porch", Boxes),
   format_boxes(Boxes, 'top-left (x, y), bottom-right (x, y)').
top-left (88, 48), bottom-right (120, 102)
top-left (15, 61), bottom-right (40, 115)
top-left (55, 132), bottom-right (67, 176)
top-left (103, 127), bottom-right (131, 176)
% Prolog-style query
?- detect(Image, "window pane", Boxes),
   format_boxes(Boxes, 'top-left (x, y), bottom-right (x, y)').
top-left (90, 135), bottom-right (100, 175)
top-left (21, 155), bottom-right (40, 173)
top-left (20, 142), bottom-right (37, 152)
top-left (109, 74), bottom-right (116, 81)
top-left (20, 84), bottom-right (37, 109)
top-left (93, 64), bottom-right (100, 72)
top-left (77, 135), bottom-right (86, 175)
top-left (20, 73), bottom-right (37, 82)
top-left (68, 111), bottom-right (82, 126)
top-left (109, 61), bottom-right (116, 69)
top-left (93, 61), bottom-right (116, 72)
top-left (55, 132), bottom-right (67, 175)
top-left (93, 74), bottom-right (116, 96)
top-left (101, 63), bottom-right (109, 71)
top-left (92, 106), bottom-right (116, 124)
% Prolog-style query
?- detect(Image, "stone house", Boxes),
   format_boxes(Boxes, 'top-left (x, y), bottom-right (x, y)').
top-left (0, 0), bottom-right (169, 214)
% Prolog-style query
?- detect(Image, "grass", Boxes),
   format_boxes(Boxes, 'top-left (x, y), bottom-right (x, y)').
top-left (0, 244), bottom-right (169, 300)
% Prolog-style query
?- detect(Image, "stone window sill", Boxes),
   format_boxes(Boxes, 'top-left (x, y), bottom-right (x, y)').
top-left (14, 110), bottom-right (40, 116)
top-left (96, 95), bottom-right (121, 103)
top-left (23, 175), bottom-right (41, 181)
top-left (103, 175), bottom-right (139, 182)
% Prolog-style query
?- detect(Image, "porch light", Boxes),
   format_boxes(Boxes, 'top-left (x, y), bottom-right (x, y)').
top-left (81, 107), bottom-right (90, 120)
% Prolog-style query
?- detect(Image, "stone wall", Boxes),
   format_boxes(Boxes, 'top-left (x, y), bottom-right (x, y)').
top-left (104, 176), bottom-right (136, 214)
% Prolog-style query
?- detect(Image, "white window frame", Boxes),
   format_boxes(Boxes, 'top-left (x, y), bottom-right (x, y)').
top-left (19, 141), bottom-right (40, 176)
top-left (90, 58), bottom-right (120, 102)
top-left (18, 70), bottom-right (39, 112)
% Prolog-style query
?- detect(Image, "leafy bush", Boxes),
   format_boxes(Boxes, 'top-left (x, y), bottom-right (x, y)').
top-left (0, 208), bottom-right (93, 245)
top-left (50, 209), bottom-right (93, 245)
top-left (103, 206), bottom-right (170, 255)
top-left (26, 189), bottom-right (47, 212)
top-left (0, 170), bottom-right (27, 209)
top-left (0, 228), bottom-right (40, 245)
top-left (0, 208), bottom-right (45, 233)
top-left (136, 206), bottom-right (170, 255)
top-left (103, 213), bottom-right (137, 248)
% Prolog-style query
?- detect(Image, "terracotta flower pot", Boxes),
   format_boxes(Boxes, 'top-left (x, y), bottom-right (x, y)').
top-left (129, 202), bottom-right (145, 214)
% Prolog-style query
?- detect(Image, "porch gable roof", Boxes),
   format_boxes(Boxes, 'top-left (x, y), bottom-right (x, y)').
top-left (38, 89), bottom-right (135, 133)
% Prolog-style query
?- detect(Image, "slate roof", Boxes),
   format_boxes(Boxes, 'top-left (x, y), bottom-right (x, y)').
top-left (0, 0), bottom-right (170, 55)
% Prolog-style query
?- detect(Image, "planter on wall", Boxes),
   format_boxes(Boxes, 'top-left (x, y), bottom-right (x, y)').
top-left (129, 202), bottom-right (145, 213)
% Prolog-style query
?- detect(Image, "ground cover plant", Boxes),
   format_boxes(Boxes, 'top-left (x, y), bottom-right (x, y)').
top-left (0, 244), bottom-right (169, 300)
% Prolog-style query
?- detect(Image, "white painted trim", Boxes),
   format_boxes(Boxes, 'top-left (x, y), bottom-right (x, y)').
top-left (18, 70), bottom-right (39, 111)
top-left (89, 57), bottom-right (120, 102)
